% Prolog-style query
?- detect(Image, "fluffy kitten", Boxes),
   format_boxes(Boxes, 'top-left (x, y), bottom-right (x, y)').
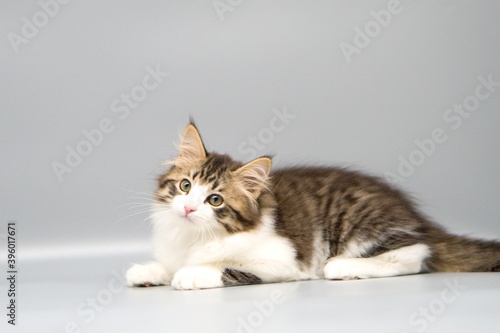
top-left (126, 122), bottom-right (500, 290)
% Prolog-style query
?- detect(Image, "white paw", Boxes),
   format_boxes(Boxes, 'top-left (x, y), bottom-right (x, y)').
top-left (126, 262), bottom-right (170, 287)
top-left (171, 266), bottom-right (223, 290)
top-left (324, 258), bottom-right (366, 280)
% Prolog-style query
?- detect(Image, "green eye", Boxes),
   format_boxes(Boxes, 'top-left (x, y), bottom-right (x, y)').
top-left (179, 179), bottom-right (191, 193)
top-left (207, 194), bottom-right (223, 207)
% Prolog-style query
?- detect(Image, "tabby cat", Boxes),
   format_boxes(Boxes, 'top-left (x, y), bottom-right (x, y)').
top-left (126, 122), bottom-right (500, 290)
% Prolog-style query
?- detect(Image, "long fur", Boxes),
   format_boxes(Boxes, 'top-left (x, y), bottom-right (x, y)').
top-left (126, 123), bottom-right (500, 290)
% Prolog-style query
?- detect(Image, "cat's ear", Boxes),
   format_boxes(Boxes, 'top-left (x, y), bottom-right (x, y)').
top-left (234, 157), bottom-right (272, 200)
top-left (176, 123), bottom-right (207, 167)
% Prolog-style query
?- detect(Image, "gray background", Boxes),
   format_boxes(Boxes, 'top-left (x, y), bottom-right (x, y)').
top-left (2, 0), bottom-right (499, 257)
top-left (1, 1), bottom-right (500, 332)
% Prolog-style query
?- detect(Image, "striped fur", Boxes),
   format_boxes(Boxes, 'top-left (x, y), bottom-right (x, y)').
top-left (126, 122), bottom-right (500, 290)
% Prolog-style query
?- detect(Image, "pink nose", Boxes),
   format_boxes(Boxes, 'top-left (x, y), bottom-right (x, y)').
top-left (184, 206), bottom-right (196, 216)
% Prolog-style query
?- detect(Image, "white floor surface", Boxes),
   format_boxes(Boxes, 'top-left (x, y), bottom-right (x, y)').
top-left (3, 252), bottom-right (500, 333)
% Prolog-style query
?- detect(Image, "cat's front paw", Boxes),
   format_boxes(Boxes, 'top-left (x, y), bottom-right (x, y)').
top-left (171, 266), bottom-right (223, 290)
top-left (126, 262), bottom-right (170, 287)
top-left (324, 258), bottom-right (363, 280)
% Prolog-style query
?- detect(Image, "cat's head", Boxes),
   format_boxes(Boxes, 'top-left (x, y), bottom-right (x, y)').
top-left (155, 122), bottom-right (273, 234)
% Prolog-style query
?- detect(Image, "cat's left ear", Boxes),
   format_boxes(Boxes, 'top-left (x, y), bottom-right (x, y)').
top-left (176, 122), bottom-right (207, 167)
top-left (234, 157), bottom-right (272, 199)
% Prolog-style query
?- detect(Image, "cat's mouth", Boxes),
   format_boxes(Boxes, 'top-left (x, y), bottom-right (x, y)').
top-left (184, 215), bottom-right (195, 222)
top-left (181, 212), bottom-right (198, 223)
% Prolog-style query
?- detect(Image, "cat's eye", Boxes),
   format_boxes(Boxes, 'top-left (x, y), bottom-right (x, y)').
top-left (179, 179), bottom-right (191, 193)
top-left (207, 194), bottom-right (223, 207)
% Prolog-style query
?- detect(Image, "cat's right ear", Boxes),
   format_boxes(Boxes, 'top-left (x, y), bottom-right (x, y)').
top-left (175, 123), bottom-right (207, 167)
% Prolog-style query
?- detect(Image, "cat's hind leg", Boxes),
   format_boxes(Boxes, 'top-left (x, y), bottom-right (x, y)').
top-left (324, 243), bottom-right (430, 280)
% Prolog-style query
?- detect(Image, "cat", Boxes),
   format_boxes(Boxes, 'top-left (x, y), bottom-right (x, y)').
top-left (126, 121), bottom-right (500, 290)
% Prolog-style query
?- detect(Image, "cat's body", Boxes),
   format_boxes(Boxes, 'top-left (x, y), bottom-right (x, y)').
top-left (126, 122), bottom-right (500, 290)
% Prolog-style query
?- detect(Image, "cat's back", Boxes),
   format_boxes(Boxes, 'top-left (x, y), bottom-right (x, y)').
top-left (270, 166), bottom-right (396, 197)
top-left (269, 165), bottom-right (414, 220)
top-left (267, 166), bottom-right (428, 263)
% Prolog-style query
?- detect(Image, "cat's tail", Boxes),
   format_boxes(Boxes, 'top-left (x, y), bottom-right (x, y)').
top-left (426, 228), bottom-right (500, 272)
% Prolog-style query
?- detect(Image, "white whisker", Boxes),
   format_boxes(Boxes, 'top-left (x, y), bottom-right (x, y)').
top-left (113, 209), bottom-right (154, 225)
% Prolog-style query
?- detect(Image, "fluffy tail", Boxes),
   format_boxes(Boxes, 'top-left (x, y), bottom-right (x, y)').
top-left (426, 229), bottom-right (500, 272)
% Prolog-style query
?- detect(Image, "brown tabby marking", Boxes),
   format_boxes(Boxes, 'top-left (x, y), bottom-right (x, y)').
top-left (156, 122), bottom-right (500, 277)
top-left (222, 269), bottom-right (262, 286)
